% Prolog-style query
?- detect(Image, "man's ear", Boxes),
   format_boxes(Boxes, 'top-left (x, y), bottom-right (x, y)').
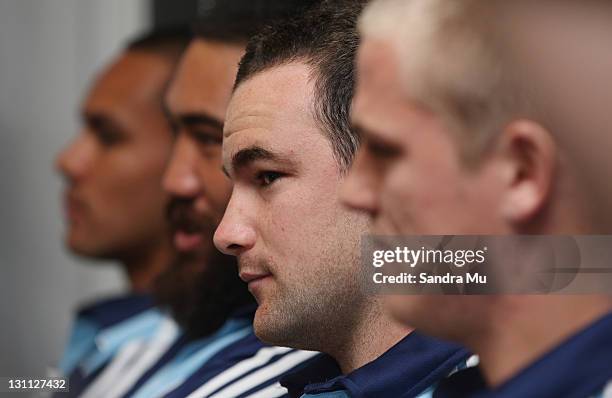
top-left (497, 119), bottom-right (557, 224)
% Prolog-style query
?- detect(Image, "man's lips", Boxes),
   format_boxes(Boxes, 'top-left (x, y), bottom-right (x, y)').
top-left (63, 192), bottom-right (85, 223)
top-left (173, 230), bottom-right (204, 252)
top-left (240, 272), bottom-right (273, 299)
top-left (167, 200), bottom-right (212, 253)
top-left (239, 271), bottom-right (273, 285)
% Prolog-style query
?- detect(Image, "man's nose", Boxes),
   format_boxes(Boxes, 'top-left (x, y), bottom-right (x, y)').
top-left (214, 194), bottom-right (257, 257)
top-left (163, 135), bottom-right (201, 199)
top-left (55, 133), bottom-right (96, 183)
top-left (340, 147), bottom-right (380, 217)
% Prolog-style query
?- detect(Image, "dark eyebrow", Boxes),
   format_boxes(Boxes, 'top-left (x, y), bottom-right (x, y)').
top-left (228, 145), bottom-right (295, 176)
top-left (177, 113), bottom-right (224, 133)
top-left (352, 122), bottom-right (399, 147)
top-left (350, 122), bottom-right (370, 140)
top-left (83, 112), bottom-right (123, 133)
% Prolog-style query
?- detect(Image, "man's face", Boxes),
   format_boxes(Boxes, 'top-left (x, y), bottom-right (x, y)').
top-left (159, 39), bottom-right (252, 336)
top-left (214, 62), bottom-right (369, 349)
top-left (343, 40), bottom-right (506, 237)
top-left (57, 51), bottom-right (174, 259)
top-left (341, 40), bottom-right (504, 337)
top-left (163, 39), bottom-right (245, 258)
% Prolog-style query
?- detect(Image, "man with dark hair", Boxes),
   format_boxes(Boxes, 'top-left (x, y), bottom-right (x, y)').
top-left (55, 29), bottom-right (190, 397)
top-left (342, 0), bottom-right (612, 397)
top-left (214, 1), bottom-right (471, 397)
top-left (76, 2), bottom-right (321, 398)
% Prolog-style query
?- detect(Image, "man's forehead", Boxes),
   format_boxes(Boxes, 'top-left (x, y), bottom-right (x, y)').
top-left (166, 40), bottom-right (243, 121)
top-left (174, 39), bottom-right (244, 88)
top-left (223, 104), bottom-right (276, 140)
top-left (98, 52), bottom-right (169, 96)
top-left (353, 44), bottom-right (392, 119)
top-left (221, 63), bottom-right (338, 176)
top-left (222, 122), bottom-right (310, 176)
top-left (165, 78), bottom-right (228, 124)
top-left (353, 40), bottom-right (418, 143)
top-left (358, 39), bottom-right (403, 95)
top-left (224, 62), bottom-right (317, 140)
top-left (84, 54), bottom-right (167, 119)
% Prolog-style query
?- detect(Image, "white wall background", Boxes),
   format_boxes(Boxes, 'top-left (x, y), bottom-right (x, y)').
top-left (0, 0), bottom-right (150, 377)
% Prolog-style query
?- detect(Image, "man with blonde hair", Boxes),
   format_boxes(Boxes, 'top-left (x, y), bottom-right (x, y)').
top-left (342, 0), bottom-right (612, 396)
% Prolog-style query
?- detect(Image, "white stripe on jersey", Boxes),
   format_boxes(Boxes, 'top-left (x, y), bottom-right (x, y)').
top-left (80, 317), bottom-right (179, 398)
top-left (602, 381), bottom-right (612, 398)
top-left (186, 346), bottom-right (291, 398)
top-left (209, 350), bottom-right (319, 398)
top-left (244, 382), bottom-right (288, 398)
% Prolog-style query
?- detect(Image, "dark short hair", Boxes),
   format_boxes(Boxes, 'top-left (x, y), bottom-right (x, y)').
top-left (194, 0), bottom-right (320, 45)
top-left (235, 0), bottom-right (368, 170)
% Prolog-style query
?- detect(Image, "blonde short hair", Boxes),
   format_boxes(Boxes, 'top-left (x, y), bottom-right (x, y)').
top-left (359, 0), bottom-right (529, 163)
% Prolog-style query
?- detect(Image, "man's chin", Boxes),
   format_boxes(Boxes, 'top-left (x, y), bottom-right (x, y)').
top-left (252, 303), bottom-right (298, 347)
top-left (253, 304), bottom-right (280, 343)
top-left (67, 237), bottom-right (115, 261)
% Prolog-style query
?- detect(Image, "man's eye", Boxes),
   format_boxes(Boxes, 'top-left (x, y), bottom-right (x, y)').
top-left (193, 130), bottom-right (222, 146)
top-left (168, 120), bottom-right (180, 136)
top-left (256, 171), bottom-right (284, 187)
top-left (366, 139), bottom-right (401, 159)
top-left (94, 129), bottom-right (123, 146)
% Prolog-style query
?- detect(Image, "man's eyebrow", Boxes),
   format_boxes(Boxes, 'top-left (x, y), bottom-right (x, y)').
top-left (352, 121), bottom-right (403, 157)
top-left (231, 146), bottom-right (295, 173)
top-left (83, 112), bottom-right (122, 132)
top-left (352, 122), bottom-right (399, 146)
top-left (178, 112), bottom-right (224, 132)
top-left (351, 122), bottom-right (371, 140)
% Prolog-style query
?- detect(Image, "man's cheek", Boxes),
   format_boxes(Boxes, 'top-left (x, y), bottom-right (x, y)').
top-left (379, 185), bottom-right (405, 230)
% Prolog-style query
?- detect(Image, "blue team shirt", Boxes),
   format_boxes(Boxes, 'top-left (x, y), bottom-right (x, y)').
top-left (57, 293), bottom-right (162, 396)
top-left (117, 305), bottom-right (319, 398)
top-left (165, 333), bottom-right (318, 397)
top-left (433, 312), bottom-right (612, 398)
top-left (280, 331), bottom-right (471, 398)
top-left (60, 297), bottom-right (318, 398)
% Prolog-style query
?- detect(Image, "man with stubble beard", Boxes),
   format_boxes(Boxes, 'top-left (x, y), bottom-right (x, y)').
top-left (214, 1), bottom-right (471, 397)
top-left (78, 3), bottom-right (320, 398)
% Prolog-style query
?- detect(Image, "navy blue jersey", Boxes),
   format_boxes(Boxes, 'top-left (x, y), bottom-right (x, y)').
top-left (281, 331), bottom-right (471, 398)
top-left (434, 312), bottom-right (612, 398)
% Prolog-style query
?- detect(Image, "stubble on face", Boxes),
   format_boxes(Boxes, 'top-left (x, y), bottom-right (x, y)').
top-left (222, 63), bottom-right (373, 353)
top-left (250, 207), bottom-right (370, 351)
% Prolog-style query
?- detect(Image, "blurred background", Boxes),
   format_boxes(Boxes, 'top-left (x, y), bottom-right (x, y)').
top-left (0, 0), bottom-right (198, 378)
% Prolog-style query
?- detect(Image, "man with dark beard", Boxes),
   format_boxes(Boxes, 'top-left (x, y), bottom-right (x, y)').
top-left (77, 2), bottom-right (320, 398)
top-left (155, 202), bottom-right (253, 340)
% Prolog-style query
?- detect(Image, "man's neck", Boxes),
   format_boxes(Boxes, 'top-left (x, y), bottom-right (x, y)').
top-left (469, 296), bottom-right (612, 387)
top-left (331, 300), bottom-right (411, 374)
